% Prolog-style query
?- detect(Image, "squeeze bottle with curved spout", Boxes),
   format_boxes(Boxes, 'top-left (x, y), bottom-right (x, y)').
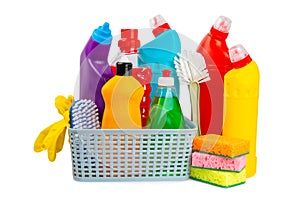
top-left (80, 22), bottom-right (114, 124)
top-left (139, 15), bottom-right (181, 100)
top-left (223, 44), bottom-right (260, 178)
top-left (196, 16), bottom-right (232, 135)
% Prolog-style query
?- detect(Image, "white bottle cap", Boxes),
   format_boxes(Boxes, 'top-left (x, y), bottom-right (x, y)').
top-left (213, 16), bottom-right (232, 33)
top-left (158, 77), bottom-right (174, 86)
top-left (158, 69), bottom-right (174, 86)
top-left (229, 44), bottom-right (249, 63)
top-left (150, 14), bottom-right (167, 29)
top-left (229, 44), bottom-right (253, 69)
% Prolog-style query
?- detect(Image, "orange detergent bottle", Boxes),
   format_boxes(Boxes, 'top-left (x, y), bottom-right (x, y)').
top-left (222, 44), bottom-right (260, 178)
top-left (110, 29), bottom-right (152, 127)
top-left (101, 62), bottom-right (144, 129)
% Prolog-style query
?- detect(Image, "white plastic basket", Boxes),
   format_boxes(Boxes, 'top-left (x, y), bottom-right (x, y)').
top-left (69, 118), bottom-right (196, 182)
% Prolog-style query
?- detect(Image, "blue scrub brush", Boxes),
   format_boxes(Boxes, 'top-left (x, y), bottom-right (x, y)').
top-left (174, 50), bottom-right (210, 136)
top-left (69, 99), bottom-right (101, 129)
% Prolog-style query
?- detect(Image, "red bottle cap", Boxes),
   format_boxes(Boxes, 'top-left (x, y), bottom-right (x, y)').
top-left (229, 44), bottom-right (252, 69)
top-left (118, 29), bottom-right (141, 53)
top-left (162, 69), bottom-right (171, 77)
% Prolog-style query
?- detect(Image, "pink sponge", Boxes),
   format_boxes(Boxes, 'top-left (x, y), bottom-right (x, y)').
top-left (192, 152), bottom-right (246, 172)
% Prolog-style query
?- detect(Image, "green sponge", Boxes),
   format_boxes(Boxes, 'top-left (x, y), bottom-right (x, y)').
top-left (190, 167), bottom-right (246, 188)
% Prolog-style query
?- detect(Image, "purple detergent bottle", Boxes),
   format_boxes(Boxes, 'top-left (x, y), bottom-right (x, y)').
top-left (80, 22), bottom-right (114, 124)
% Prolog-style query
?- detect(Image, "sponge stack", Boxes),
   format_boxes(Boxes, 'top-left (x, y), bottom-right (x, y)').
top-left (190, 134), bottom-right (250, 188)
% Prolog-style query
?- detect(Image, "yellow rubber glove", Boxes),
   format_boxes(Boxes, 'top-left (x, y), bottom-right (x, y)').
top-left (34, 95), bottom-right (74, 162)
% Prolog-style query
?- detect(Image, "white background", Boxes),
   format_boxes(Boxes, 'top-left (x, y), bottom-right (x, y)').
top-left (1, 0), bottom-right (299, 199)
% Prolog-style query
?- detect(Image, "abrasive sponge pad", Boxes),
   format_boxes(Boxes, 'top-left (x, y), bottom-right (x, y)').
top-left (193, 134), bottom-right (249, 158)
top-left (190, 167), bottom-right (246, 188)
top-left (192, 152), bottom-right (246, 172)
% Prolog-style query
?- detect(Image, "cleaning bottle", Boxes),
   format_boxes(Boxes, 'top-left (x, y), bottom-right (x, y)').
top-left (222, 44), bottom-right (260, 178)
top-left (147, 69), bottom-right (185, 129)
top-left (101, 62), bottom-right (144, 129)
top-left (110, 29), bottom-right (152, 127)
top-left (196, 16), bottom-right (232, 135)
top-left (139, 15), bottom-right (181, 101)
top-left (80, 22), bottom-right (114, 124)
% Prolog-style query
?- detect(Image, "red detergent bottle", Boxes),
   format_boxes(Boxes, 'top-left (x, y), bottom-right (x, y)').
top-left (196, 16), bottom-right (232, 135)
top-left (110, 29), bottom-right (152, 127)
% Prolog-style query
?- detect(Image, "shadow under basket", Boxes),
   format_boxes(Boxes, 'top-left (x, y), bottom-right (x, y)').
top-left (69, 118), bottom-right (196, 182)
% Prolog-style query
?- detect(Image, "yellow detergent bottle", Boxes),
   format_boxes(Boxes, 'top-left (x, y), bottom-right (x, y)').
top-left (101, 62), bottom-right (144, 129)
top-left (223, 44), bottom-right (260, 178)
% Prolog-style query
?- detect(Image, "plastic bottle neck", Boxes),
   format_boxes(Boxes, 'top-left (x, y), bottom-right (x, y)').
top-left (232, 55), bottom-right (252, 69)
top-left (156, 85), bottom-right (177, 98)
top-left (121, 49), bottom-right (138, 54)
top-left (87, 38), bottom-right (111, 61)
top-left (210, 26), bottom-right (229, 40)
top-left (116, 62), bottom-right (133, 76)
top-left (152, 23), bottom-right (171, 37)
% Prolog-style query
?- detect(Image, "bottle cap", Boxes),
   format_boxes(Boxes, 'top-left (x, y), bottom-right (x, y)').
top-left (158, 69), bottom-right (174, 86)
top-left (213, 16), bottom-right (232, 33)
top-left (116, 62), bottom-right (133, 76)
top-left (118, 29), bottom-right (141, 53)
top-left (91, 22), bottom-right (112, 44)
top-left (229, 44), bottom-right (253, 69)
top-left (150, 15), bottom-right (171, 37)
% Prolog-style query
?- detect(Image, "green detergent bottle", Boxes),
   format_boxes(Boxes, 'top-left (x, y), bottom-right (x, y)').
top-left (147, 69), bottom-right (185, 129)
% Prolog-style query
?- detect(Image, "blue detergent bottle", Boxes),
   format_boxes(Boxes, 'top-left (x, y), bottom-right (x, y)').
top-left (138, 15), bottom-right (181, 100)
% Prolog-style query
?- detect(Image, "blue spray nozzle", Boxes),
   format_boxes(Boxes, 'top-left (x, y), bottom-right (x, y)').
top-left (92, 22), bottom-right (112, 44)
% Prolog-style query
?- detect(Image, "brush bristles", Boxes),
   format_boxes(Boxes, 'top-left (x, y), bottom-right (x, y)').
top-left (174, 51), bottom-right (210, 84)
top-left (174, 56), bottom-right (190, 84)
top-left (70, 99), bottom-right (101, 129)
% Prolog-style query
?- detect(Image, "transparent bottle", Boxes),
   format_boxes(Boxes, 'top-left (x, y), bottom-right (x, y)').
top-left (110, 29), bottom-right (152, 127)
top-left (147, 69), bottom-right (185, 129)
